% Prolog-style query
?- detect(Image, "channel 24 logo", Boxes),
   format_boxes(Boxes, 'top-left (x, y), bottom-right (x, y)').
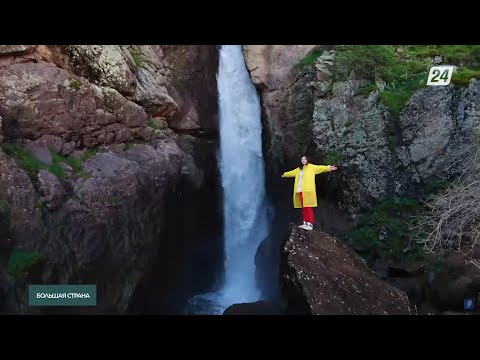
top-left (427, 66), bottom-right (454, 86)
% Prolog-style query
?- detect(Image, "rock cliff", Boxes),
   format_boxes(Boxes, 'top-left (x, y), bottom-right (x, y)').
top-left (0, 45), bottom-right (221, 314)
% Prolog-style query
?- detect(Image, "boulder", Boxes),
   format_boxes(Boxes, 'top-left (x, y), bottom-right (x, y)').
top-left (282, 228), bottom-right (412, 314)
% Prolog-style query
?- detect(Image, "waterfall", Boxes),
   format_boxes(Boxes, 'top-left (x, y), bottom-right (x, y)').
top-left (217, 44), bottom-right (270, 304)
top-left (185, 45), bottom-right (271, 314)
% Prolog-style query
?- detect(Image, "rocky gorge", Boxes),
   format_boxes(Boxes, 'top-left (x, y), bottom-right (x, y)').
top-left (0, 45), bottom-right (222, 314)
top-left (246, 45), bottom-right (480, 314)
top-left (1, 45), bottom-right (479, 315)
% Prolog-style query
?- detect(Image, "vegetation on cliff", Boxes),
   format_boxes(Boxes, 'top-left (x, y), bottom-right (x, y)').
top-left (345, 143), bottom-right (480, 276)
top-left (1, 143), bottom-right (94, 182)
top-left (7, 250), bottom-right (47, 278)
top-left (336, 45), bottom-right (480, 114)
top-left (301, 45), bottom-right (480, 115)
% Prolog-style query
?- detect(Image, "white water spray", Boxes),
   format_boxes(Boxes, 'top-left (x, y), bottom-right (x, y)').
top-left (186, 45), bottom-right (271, 314)
top-left (217, 44), bottom-right (270, 305)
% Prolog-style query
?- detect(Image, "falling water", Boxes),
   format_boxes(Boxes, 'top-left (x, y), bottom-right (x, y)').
top-left (185, 45), bottom-right (271, 314)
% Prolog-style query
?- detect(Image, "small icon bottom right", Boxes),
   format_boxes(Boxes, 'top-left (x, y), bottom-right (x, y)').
top-left (464, 297), bottom-right (476, 311)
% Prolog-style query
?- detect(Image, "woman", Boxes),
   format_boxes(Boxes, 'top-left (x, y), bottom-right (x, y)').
top-left (281, 155), bottom-right (338, 230)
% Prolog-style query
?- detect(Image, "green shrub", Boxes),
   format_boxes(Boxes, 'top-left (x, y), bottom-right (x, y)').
top-left (298, 49), bottom-right (323, 68)
top-left (107, 195), bottom-right (121, 205)
top-left (334, 45), bottom-right (398, 82)
top-left (148, 121), bottom-right (160, 130)
top-left (360, 83), bottom-right (378, 96)
top-left (438, 45), bottom-right (480, 70)
top-left (7, 250), bottom-right (47, 277)
top-left (131, 51), bottom-right (146, 69)
top-left (323, 149), bottom-right (344, 165)
top-left (345, 197), bottom-right (422, 264)
top-left (1, 143), bottom-right (46, 182)
top-left (69, 80), bottom-right (81, 90)
top-left (333, 45), bottom-right (480, 115)
top-left (1, 143), bottom-right (94, 182)
top-left (379, 73), bottom-right (428, 115)
top-left (80, 148), bottom-right (97, 162)
top-left (451, 68), bottom-right (480, 86)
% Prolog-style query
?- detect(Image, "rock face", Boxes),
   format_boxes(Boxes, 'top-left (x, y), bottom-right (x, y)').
top-left (246, 46), bottom-right (480, 315)
top-left (396, 82), bottom-right (480, 180)
top-left (0, 45), bottom-right (35, 57)
top-left (16, 141), bottom-right (186, 314)
top-left (0, 62), bottom-right (149, 147)
top-left (128, 136), bottom-right (223, 314)
top-left (0, 149), bottom-right (42, 246)
top-left (65, 45), bottom-right (179, 119)
top-left (246, 46), bottom-right (480, 215)
top-left (311, 79), bottom-right (480, 213)
top-left (65, 45), bottom-right (137, 96)
top-left (37, 170), bottom-right (66, 211)
top-left (311, 79), bottom-right (415, 213)
top-left (0, 115), bottom-right (3, 144)
top-left (243, 45), bottom-right (319, 167)
top-left (0, 45), bottom-right (221, 314)
top-left (281, 228), bottom-right (411, 314)
top-left (0, 139), bottom-right (201, 314)
top-left (243, 45), bottom-right (317, 89)
top-left (159, 45), bottom-right (219, 132)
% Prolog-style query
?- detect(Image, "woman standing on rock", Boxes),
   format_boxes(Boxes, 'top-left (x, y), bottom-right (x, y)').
top-left (282, 155), bottom-right (337, 230)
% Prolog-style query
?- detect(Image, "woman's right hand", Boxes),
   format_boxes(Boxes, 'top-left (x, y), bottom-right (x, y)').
top-left (281, 175), bottom-right (285, 178)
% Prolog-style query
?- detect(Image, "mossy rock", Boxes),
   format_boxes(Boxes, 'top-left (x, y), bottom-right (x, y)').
top-left (7, 250), bottom-right (47, 278)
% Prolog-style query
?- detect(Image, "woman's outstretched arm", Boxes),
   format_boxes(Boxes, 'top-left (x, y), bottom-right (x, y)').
top-left (312, 164), bottom-right (338, 174)
top-left (281, 168), bottom-right (300, 178)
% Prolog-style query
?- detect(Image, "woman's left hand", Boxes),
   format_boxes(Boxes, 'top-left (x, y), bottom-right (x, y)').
top-left (329, 165), bottom-right (338, 171)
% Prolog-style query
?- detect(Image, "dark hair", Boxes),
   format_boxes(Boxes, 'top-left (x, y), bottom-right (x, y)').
top-left (298, 155), bottom-right (308, 169)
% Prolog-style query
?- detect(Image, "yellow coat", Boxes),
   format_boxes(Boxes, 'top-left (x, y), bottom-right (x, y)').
top-left (283, 164), bottom-right (331, 208)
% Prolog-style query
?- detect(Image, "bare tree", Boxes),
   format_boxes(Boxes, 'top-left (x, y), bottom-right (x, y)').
top-left (414, 142), bottom-right (480, 253)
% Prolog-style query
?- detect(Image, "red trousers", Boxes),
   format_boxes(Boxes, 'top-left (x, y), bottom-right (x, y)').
top-left (299, 192), bottom-right (314, 224)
